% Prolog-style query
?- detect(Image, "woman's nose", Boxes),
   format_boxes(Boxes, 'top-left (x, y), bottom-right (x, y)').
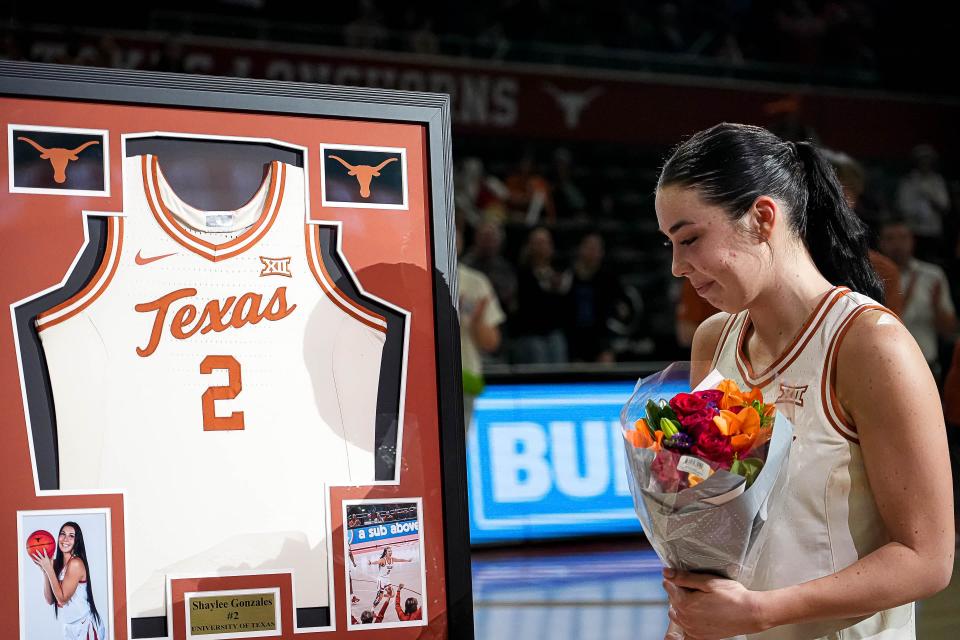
top-left (671, 249), bottom-right (691, 278)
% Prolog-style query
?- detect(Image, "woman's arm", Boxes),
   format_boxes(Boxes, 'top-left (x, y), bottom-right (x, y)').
top-left (758, 310), bottom-right (954, 627)
top-left (665, 310), bottom-right (954, 638)
top-left (41, 557), bottom-right (85, 606)
top-left (31, 550), bottom-right (57, 605)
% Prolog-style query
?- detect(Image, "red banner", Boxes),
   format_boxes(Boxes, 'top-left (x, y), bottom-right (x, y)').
top-left (25, 30), bottom-right (960, 157)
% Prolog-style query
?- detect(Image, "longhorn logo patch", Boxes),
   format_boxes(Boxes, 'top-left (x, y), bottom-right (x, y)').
top-left (320, 144), bottom-right (407, 210)
top-left (9, 125), bottom-right (109, 196)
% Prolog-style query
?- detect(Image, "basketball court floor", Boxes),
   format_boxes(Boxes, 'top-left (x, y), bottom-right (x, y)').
top-left (472, 540), bottom-right (960, 638)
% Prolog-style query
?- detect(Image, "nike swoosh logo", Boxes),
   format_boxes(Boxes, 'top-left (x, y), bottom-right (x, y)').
top-left (135, 250), bottom-right (176, 265)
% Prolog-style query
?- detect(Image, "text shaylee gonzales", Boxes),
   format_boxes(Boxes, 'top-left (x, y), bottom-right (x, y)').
top-left (191, 597), bottom-right (273, 610)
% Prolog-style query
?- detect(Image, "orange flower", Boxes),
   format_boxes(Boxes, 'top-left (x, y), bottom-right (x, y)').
top-left (713, 405), bottom-right (764, 453)
top-left (741, 386), bottom-right (764, 406)
top-left (627, 419), bottom-right (655, 448)
top-left (652, 430), bottom-right (665, 452)
top-left (716, 379), bottom-right (744, 411)
top-left (716, 378), bottom-right (765, 411)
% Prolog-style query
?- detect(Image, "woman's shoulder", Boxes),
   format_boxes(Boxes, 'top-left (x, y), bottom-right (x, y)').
top-left (690, 312), bottom-right (737, 384)
top-left (64, 556), bottom-right (87, 578)
top-left (690, 312), bottom-right (736, 360)
top-left (836, 306), bottom-right (929, 392)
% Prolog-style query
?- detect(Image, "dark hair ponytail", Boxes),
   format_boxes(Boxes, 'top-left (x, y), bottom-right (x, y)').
top-left (659, 123), bottom-right (884, 302)
top-left (791, 141), bottom-right (883, 302)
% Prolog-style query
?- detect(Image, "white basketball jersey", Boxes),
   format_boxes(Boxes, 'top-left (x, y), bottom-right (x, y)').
top-left (57, 568), bottom-right (106, 640)
top-left (712, 286), bottom-right (914, 640)
top-left (38, 155), bottom-right (391, 618)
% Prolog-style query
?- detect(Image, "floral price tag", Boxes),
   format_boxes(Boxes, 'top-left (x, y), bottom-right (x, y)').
top-left (676, 455), bottom-right (712, 478)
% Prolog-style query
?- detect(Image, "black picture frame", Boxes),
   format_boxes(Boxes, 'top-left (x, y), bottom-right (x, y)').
top-left (0, 59), bottom-right (473, 639)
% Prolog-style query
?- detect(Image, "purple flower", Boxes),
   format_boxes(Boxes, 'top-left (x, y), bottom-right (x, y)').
top-left (664, 433), bottom-right (693, 451)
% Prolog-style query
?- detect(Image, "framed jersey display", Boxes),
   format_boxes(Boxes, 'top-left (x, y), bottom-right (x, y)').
top-left (0, 61), bottom-right (471, 640)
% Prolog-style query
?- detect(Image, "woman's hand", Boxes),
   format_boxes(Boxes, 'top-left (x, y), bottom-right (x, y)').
top-left (30, 548), bottom-right (55, 575)
top-left (663, 569), bottom-right (768, 640)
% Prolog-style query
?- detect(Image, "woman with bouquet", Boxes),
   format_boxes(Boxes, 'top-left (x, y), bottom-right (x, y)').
top-left (655, 123), bottom-right (954, 639)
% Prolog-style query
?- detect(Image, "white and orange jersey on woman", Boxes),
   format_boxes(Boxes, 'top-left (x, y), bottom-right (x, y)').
top-left (57, 566), bottom-right (106, 640)
top-left (711, 286), bottom-right (914, 640)
top-left (36, 154), bottom-right (392, 618)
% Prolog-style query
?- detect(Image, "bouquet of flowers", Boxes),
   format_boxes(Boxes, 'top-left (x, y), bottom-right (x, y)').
top-left (620, 362), bottom-right (794, 582)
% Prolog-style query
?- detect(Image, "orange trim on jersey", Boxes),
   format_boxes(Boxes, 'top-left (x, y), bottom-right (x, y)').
top-left (820, 303), bottom-right (895, 443)
top-left (736, 287), bottom-right (850, 388)
top-left (710, 312), bottom-right (739, 371)
top-left (303, 225), bottom-right (387, 333)
top-left (144, 155), bottom-right (284, 262)
top-left (36, 217), bottom-right (124, 332)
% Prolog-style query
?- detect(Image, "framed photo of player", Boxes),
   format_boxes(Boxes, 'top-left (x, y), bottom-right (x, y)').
top-left (0, 61), bottom-right (472, 639)
top-left (17, 508), bottom-right (114, 640)
top-left (343, 499), bottom-right (427, 630)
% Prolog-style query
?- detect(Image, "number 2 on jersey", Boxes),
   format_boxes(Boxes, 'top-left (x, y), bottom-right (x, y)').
top-left (200, 355), bottom-right (245, 431)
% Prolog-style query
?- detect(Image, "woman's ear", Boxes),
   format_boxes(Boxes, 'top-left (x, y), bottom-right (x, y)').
top-left (750, 196), bottom-right (778, 242)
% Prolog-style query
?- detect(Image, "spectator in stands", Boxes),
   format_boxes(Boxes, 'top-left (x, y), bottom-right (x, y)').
top-left (457, 216), bottom-right (505, 432)
top-left (462, 220), bottom-right (518, 315)
top-left (654, 2), bottom-right (687, 53)
top-left (511, 226), bottom-right (568, 364)
top-left (563, 232), bottom-right (624, 363)
top-left (774, 1), bottom-right (826, 65)
top-left (395, 584), bottom-right (422, 621)
top-left (407, 16), bottom-right (439, 55)
top-left (550, 147), bottom-right (589, 219)
top-left (824, 148), bottom-right (904, 316)
top-left (897, 144), bottom-right (951, 263)
top-left (878, 219), bottom-right (957, 378)
top-left (355, 597), bottom-right (390, 624)
top-left (344, 0), bottom-right (388, 50)
top-left (454, 157), bottom-right (509, 225)
top-left (505, 152), bottom-right (555, 225)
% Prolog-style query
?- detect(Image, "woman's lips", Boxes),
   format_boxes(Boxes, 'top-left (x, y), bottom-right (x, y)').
top-left (693, 281), bottom-right (714, 295)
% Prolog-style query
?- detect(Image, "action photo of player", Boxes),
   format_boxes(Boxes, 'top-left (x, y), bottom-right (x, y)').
top-left (344, 499), bottom-right (427, 629)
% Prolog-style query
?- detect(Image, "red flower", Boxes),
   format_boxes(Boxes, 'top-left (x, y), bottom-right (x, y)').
top-left (691, 424), bottom-right (735, 469)
top-left (670, 393), bottom-right (707, 416)
top-left (693, 389), bottom-right (724, 406)
top-left (679, 410), bottom-right (717, 438)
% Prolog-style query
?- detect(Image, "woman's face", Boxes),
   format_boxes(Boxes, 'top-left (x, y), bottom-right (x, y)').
top-left (655, 185), bottom-right (768, 313)
top-left (528, 229), bottom-right (554, 262)
top-left (58, 525), bottom-right (77, 554)
top-left (385, 548), bottom-right (393, 558)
